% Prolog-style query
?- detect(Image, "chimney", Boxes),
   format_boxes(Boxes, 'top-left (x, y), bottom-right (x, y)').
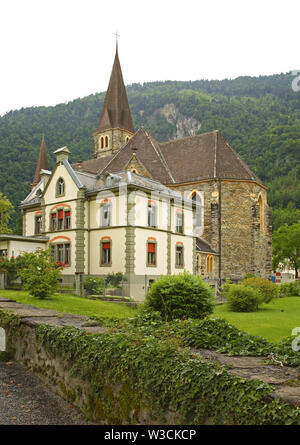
top-left (53, 146), bottom-right (70, 164)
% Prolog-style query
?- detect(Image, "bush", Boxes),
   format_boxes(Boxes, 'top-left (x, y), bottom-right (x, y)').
top-left (279, 281), bottom-right (300, 297)
top-left (242, 273), bottom-right (257, 280)
top-left (226, 284), bottom-right (263, 312)
top-left (241, 277), bottom-right (278, 303)
top-left (105, 272), bottom-right (126, 288)
top-left (18, 249), bottom-right (63, 299)
top-left (144, 271), bottom-right (215, 321)
top-left (84, 277), bottom-right (104, 295)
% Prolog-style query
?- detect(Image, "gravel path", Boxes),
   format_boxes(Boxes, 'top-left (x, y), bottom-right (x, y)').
top-left (0, 361), bottom-right (94, 425)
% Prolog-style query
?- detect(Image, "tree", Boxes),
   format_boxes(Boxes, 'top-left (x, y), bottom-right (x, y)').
top-left (18, 249), bottom-right (63, 299)
top-left (272, 222), bottom-right (300, 278)
top-left (0, 192), bottom-right (14, 234)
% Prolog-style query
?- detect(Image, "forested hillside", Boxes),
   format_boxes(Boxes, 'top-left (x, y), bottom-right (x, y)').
top-left (0, 72), bottom-right (299, 230)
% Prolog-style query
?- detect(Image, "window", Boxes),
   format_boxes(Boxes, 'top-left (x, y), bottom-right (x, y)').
top-left (0, 249), bottom-right (8, 258)
top-left (206, 255), bottom-right (214, 273)
top-left (259, 195), bottom-right (264, 232)
top-left (56, 178), bottom-right (65, 196)
top-left (64, 211), bottom-right (71, 229)
top-left (50, 209), bottom-right (71, 231)
top-left (176, 245), bottom-right (184, 268)
top-left (58, 210), bottom-right (64, 230)
top-left (175, 210), bottom-right (184, 233)
top-left (191, 191), bottom-right (202, 229)
top-left (147, 203), bottom-right (157, 228)
top-left (101, 137), bottom-right (104, 149)
top-left (100, 203), bottom-right (111, 227)
top-left (65, 244), bottom-right (71, 265)
top-left (51, 213), bottom-right (57, 231)
top-left (105, 136), bottom-right (109, 147)
top-left (50, 245), bottom-right (55, 261)
top-left (50, 243), bottom-right (71, 266)
top-left (101, 240), bottom-right (111, 266)
top-left (147, 242), bottom-right (156, 266)
top-left (126, 136), bottom-right (130, 143)
top-left (35, 215), bottom-right (42, 234)
top-left (196, 254), bottom-right (201, 273)
top-left (57, 244), bottom-right (64, 263)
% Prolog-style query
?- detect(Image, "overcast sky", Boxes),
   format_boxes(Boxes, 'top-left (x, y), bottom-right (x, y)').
top-left (0, 0), bottom-right (299, 116)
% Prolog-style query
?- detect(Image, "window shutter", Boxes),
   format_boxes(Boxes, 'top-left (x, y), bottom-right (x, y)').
top-left (148, 243), bottom-right (156, 253)
top-left (65, 211), bottom-right (70, 217)
top-left (102, 243), bottom-right (110, 249)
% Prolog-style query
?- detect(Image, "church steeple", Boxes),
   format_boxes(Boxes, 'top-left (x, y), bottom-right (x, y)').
top-left (94, 46), bottom-right (134, 159)
top-left (31, 136), bottom-right (49, 189)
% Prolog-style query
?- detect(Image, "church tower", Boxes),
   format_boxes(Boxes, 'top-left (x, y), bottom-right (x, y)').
top-left (31, 136), bottom-right (49, 189)
top-left (94, 45), bottom-right (134, 159)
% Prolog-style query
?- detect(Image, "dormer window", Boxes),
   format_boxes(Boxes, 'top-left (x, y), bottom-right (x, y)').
top-left (56, 178), bottom-right (65, 196)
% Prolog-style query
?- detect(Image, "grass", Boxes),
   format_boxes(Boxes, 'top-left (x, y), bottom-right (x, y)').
top-left (0, 290), bottom-right (137, 320)
top-left (213, 296), bottom-right (300, 343)
top-left (1, 289), bottom-right (299, 343)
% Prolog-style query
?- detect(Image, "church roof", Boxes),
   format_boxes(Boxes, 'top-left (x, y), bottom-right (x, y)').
top-left (97, 48), bottom-right (134, 134)
top-left (99, 127), bottom-right (175, 183)
top-left (72, 156), bottom-right (114, 174)
top-left (32, 137), bottom-right (49, 187)
top-left (196, 237), bottom-right (216, 254)
top-left (76, 128), bottom-right (263, 186)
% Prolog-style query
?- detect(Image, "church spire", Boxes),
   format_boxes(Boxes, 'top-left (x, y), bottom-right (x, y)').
top-left (31, 136), bottom-right (49, 189)
top-left (97, 47), bottom-right (134, 133)
top-left (94, 45), bottom-right (134, 158)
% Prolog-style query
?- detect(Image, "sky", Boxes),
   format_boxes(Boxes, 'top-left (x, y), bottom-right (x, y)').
top-left (0, 0), bottom-right (299, 116)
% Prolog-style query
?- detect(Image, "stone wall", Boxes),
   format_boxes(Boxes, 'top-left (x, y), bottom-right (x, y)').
top-left (172, 179), bottom-right (272, 283)
top-left (1, 299), bottom-right (300, 425)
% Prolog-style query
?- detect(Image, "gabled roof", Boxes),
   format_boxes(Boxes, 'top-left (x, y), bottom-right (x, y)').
top-left (98, 127), bottom-right (175, 183)
top-left (32, 137), bottom-right (49, 187)
top-left (159, 130), bottom-right (262, 184)
top-left (72, 156), bottom-right (114, 174)
top-left (97, 48), bottom-right (134, 134)
top-left (196, 237), bottom-right (216, 254)
top-left (75, 128), bottom-right (263, 187)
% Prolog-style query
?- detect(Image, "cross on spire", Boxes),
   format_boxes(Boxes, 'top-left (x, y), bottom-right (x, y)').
top-left (113, 31), bottom-right (120, 50)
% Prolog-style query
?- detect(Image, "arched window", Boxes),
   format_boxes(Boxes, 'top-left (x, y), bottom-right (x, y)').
top-left (105, 136), bottom-right (109, 148)
top-left (259, 194), bottom-right (264, 232)
top-left (126, 136), bottom-right (130, 143)
top-left (196, 254), bottom-right (201, 273)
top-left (147, 202), bottom-right (157, 228)
top-left (206, 255), bottom-right (214, 273)
top-left (56, 178), bottom-right (65, 196)
top-left (100, 202), bottom-right (111, 227)
top-left (100, 137), bottom-right (104, 149)
top-left (191, 191), bottom-right (202, 229)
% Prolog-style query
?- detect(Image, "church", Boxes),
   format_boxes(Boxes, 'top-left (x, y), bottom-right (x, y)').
top-left (18, 47), bottom-right (272, 300)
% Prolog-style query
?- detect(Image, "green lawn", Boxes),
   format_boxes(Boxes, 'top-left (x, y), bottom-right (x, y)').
top-left (213, 297), bottom-right (300, 343)
top-left (0, 290), bottom-right (137, 320)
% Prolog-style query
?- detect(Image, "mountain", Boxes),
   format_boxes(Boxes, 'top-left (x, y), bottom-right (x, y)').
top-left (0, 72), bottom-right (299, 230)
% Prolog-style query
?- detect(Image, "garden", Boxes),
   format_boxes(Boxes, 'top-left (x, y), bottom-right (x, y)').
top-left (2, 251), bottom-right (300, 424)
top-left (1, 249), bottom-right (300, 342)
